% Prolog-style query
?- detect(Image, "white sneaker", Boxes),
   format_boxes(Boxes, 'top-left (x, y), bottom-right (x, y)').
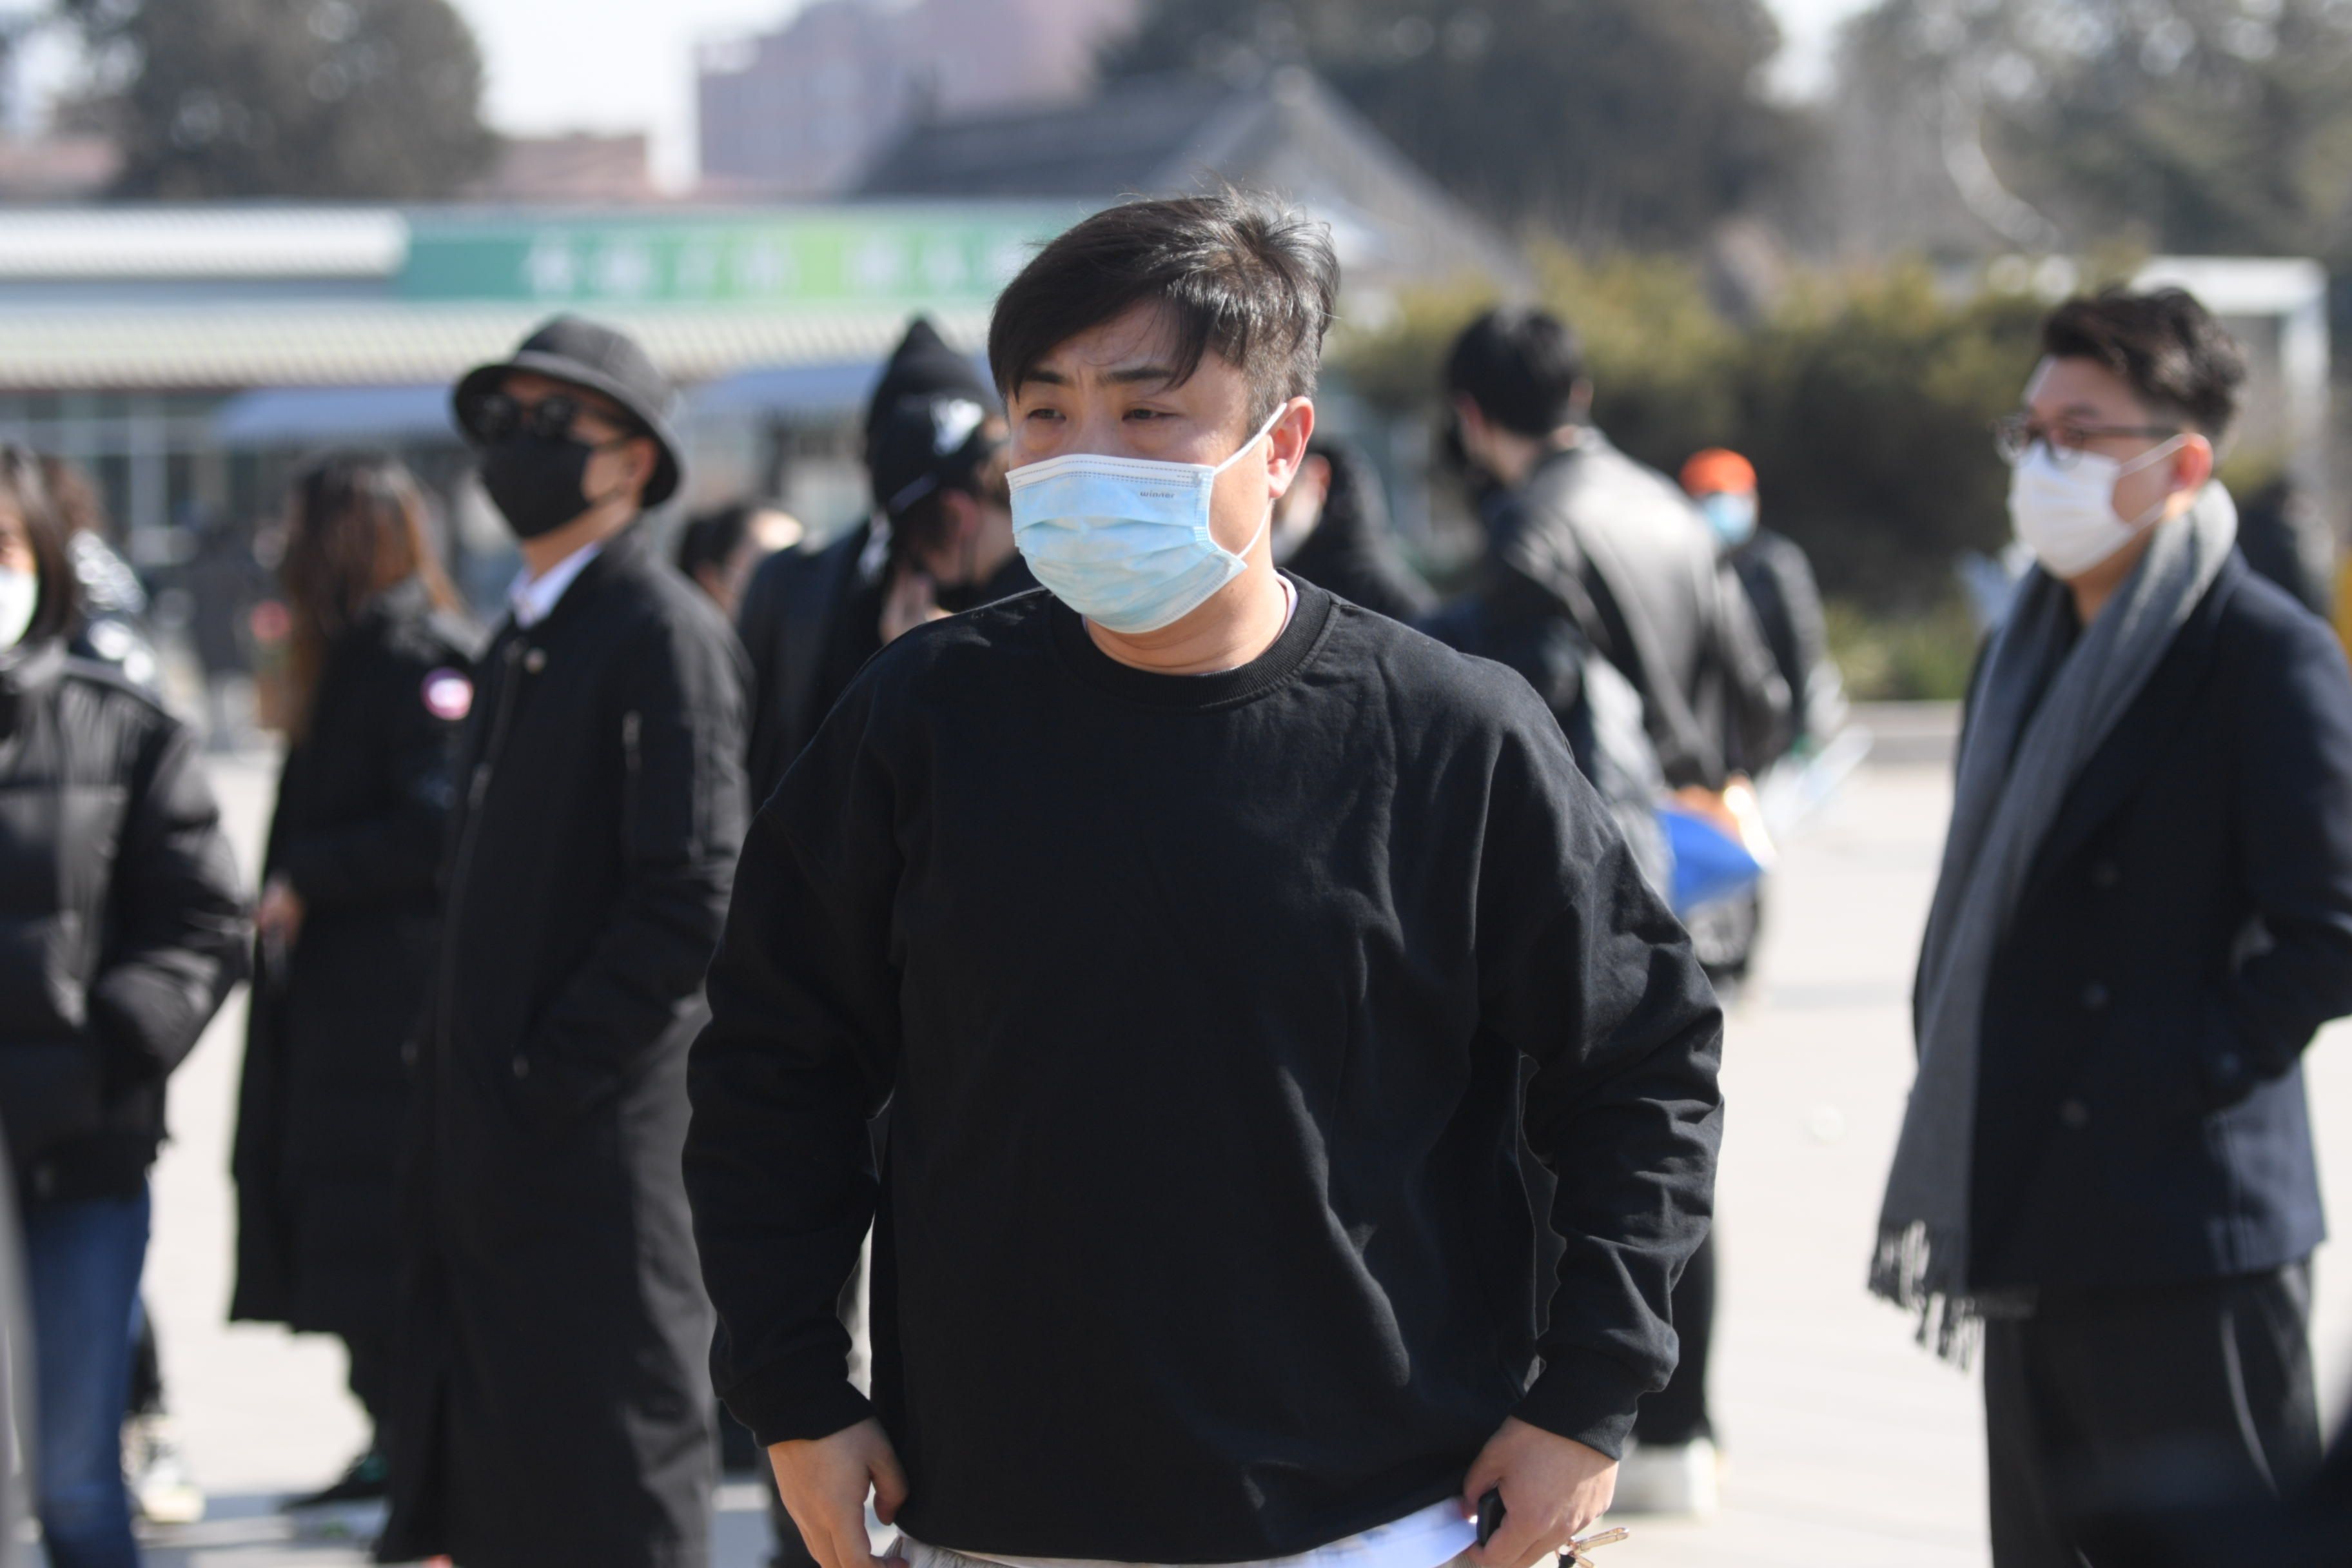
top-left (1609, 1436), bottom-right (1720, 1517)
top-left (124, 1413), bottom-right (206, 1525)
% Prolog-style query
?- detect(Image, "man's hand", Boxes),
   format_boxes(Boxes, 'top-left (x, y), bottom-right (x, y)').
top-left (1461, 1418), bottom-right (1618, 1568)
top-left (769, 1418), bottom-right (910, 1568)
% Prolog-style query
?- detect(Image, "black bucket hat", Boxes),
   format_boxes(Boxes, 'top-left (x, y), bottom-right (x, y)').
top-left (455, 315), bottom-right (686, 507)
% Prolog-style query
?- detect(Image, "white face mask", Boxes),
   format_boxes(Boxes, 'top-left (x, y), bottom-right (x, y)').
top-left (1008, 405), bottom-right (1286, 635)
top-left (0, 567), bottom-right (36, 649)
top-left (2007, 435), bottom-right (2188, 579)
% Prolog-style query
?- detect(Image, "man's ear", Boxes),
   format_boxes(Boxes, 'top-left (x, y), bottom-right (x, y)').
top-left (1267, 397), bottom-right (1315, 495)
top-left (623, 435), bottom-right (659, 495)
top-left (2174, 433), bottom-right (2215, 493)
top-left (1568, 380), bottom-right (1594, 423)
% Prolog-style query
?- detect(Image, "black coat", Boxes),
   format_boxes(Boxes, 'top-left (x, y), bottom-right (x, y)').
top-left (0, 640), bottom-right (246, 1203)
top-left (231, 578), bottom-right (475, 1344)
top-left (378, 526), bottom-right (750, 1568)
top-left (1958, 555), bottom-right (2352, 1291)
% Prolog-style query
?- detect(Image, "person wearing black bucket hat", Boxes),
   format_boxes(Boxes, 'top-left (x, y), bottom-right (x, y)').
top-left (737, 316), bottom-right (1034, 798)
top-left (378, 315), bottom-right (750, 1568)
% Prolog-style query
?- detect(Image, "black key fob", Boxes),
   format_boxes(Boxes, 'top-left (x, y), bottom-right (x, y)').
top-left (1476, 1487), bottom-right (1505, 1548)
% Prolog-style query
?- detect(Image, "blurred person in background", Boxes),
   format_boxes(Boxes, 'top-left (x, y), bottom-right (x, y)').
top-left (0, 445), bottom-right (246, 1567)
top-left (1269, 435), bottom-right (1434, 623)
top-left (867, 384), bottom-right (1032, 646)
top-left (32, 456), bottom-right (191, 1524)
top-left (2232, 474), bottom-right (2333, 622)
top-left (228, 454), bottom-right (476, 1515)
top-left (676, 502), bottom-right (803, 623)
top-left (378, 317), bottom-right (748, 1568)
top-left (1679, 449), bottom-right (1843, 756)
top-left (737, 317), bottom-right (1003, 798)
top-left (1874, 288), bottom-right (2352, 1565)
top-left (1442, 308), bottom-right (1789, 796)
top-left (1439, 309), bottom-right (1794, 1518)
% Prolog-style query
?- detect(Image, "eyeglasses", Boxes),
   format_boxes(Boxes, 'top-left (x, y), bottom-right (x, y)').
top-left (462, 389), bottom-right (642, 447)
top-left (1992, 412), bottom-right (2179, 469)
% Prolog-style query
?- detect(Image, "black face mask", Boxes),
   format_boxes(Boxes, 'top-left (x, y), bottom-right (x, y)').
top-left (479, 430), bottom-right (614, 540)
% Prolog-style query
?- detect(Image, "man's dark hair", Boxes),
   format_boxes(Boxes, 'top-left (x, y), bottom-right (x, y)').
top-left (2040, 288), bottom-right (2246, 438)
top-left (676, 504), bottom-right (754, 581)
top-left (988, 192), bottom-right (1338, 431)
top-left (1444, 308), bottom-right (1588, 436)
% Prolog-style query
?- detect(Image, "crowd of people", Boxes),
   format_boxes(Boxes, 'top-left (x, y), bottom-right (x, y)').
top-left (0, 189), bottom-right (2343, 1568)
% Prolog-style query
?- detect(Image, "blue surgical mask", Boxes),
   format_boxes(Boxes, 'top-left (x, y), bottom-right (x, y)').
top-left (1700, 490), bottom-right (1758, 549)
top-left (1007, 406), bottom-right (1286, 635)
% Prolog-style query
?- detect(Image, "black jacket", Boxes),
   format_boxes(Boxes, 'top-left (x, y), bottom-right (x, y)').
top-left (1957, 555), bottom-right (2352, 1291)
top-left (0, 640), bottom-right (246, 1203)
top-left (379, 525), bottom-right (750, 1568)
top-left (231, 577), bottom-right (475, 1343)
top-left (1282, 444), bottom-right (1435, 624)
top-left (1489, 436), bottom-right (1790, 788)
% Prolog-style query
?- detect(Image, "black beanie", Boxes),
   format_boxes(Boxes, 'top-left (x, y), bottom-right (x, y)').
top-left (865, 318), bottom-right (996, 460)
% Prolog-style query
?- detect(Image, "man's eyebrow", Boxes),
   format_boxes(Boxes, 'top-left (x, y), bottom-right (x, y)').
top-left (1015, 362), bottom-right (1182, 389)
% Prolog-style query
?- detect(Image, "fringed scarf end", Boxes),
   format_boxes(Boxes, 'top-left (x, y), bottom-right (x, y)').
top-left (1868, 1220), bottom-right (1981, 1369)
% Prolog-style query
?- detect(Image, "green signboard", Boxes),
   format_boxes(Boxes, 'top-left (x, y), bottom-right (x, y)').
top-left (399, 206), bottom-right (1091, 307)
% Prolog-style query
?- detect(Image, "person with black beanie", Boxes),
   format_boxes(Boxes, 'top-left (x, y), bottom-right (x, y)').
top-left (738, 317), bottom-right (1033, 799)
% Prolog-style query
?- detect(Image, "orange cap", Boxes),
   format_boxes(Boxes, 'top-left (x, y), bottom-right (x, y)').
top-left (1680, 447), bottom-right (1756, 497)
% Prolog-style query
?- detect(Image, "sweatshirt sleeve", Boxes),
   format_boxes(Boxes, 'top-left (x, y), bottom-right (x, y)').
top-left (685, 673), bottom-right (903, 1447)
top-left (1475, 696), bottom-right (1723, 1459)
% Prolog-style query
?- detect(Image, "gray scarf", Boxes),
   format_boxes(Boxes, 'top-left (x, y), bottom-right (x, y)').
top-left (1870, 485), bottom-right (2239, 1360)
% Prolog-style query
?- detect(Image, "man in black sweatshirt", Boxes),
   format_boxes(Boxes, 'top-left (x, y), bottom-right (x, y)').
top-left (685, 193), bottom-right (1723, 1568)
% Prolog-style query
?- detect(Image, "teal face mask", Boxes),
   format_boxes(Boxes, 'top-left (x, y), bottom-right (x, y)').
top-left (1007, 406), bottom-right (1286, 635)
top-left (1700, 490), bottom-right (1758, 548)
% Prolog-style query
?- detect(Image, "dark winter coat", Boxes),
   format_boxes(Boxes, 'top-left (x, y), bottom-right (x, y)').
top-left (231, 576), bottom-right (476, 1345)
top-left (1957, 555), bottom-right (2352, 1292)
top-left (378, 525), bottom-right (750, 1568)
top-left (1282, 442), bottom-right (1435, 624)
top-left (0, 639), bottom-right (246, 1204)
top-left (1491, 436), bottom-right (1790, 787)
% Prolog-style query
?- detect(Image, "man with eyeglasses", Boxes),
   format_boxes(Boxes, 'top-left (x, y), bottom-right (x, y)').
top-left (1872, 287), bottom-right (2352, 1565)
top-left (379, 316), bottom-right (750, 1568)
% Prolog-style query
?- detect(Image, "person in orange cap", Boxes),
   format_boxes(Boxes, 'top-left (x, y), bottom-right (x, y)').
top-left (1680, 449), bottom-right (1840, 754)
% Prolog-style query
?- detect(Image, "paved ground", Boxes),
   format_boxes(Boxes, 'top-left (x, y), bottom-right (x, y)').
top-left (110, 712), bottom-right (2352, 1566)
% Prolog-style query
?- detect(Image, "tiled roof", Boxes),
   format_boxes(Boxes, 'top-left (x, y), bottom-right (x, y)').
top-left (0, 302), bottom-right (992, 389)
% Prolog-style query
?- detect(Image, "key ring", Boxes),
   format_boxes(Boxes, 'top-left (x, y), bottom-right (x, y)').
top-left (1558, 1526), bottom-right (1629, 1566)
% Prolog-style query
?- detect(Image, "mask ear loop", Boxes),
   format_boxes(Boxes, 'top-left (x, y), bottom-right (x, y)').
top-left (1210, 401), bottom-right (1297, 564)
top-left (2112, 433), bottom-right (2193, 531)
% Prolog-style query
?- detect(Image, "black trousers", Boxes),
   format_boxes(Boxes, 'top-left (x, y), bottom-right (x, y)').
top-left (1983, 1263), bottom-right (2323, 1567)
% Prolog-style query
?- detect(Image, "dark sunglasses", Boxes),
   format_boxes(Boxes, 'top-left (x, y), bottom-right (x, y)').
top-left (463, 389), bottom-right (642, 447)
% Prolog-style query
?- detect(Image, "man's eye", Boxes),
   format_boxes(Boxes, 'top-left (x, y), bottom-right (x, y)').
top-left (1124, 407), bottom-right (1166, 421)
top-left (2052, 425), bottom-right (2092, 449)
top-left (1023, 407), bottom-right (1063, 422)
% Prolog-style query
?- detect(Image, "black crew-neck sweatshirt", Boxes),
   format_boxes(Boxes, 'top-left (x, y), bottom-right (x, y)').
top-left (686, 578), bottom-right (1721, 1564)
